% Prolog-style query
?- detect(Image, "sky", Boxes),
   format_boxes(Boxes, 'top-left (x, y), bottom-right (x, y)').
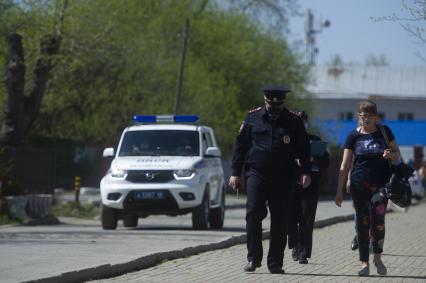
top-left (289, 0), bottom-right (426, 67)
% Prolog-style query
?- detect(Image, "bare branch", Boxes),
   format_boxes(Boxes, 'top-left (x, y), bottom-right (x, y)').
top-left (55, 0), bottom-right (69, 38)
top-left (372, 0), bottom-right (425, 61)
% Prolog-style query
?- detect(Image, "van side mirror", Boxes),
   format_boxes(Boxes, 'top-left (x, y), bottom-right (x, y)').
top-left (205, 147), bottom-right (221, 157)
top-left (103, 147), bottom-right (115, 157)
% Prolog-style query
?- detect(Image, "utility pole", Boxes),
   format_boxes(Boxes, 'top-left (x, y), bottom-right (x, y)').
top-left (305, 9), bottom-right (330, 65)
top-left (174, 18), bottom-right (190, 115)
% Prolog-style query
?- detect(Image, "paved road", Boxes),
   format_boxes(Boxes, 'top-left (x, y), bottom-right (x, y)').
top-left (91, 201), bottom-right (426, 283)
top-left (0, 198), bottom-right (354, 283)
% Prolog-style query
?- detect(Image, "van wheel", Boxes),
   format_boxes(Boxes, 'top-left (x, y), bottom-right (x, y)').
top-left (123, 213), bottom-right (138, 227)
top-left (101, 205), bottom-right (118, 230)
top-left (209, 187), bottom-right (225, 229)
top-left (192, 186), bottom-right (210, 230)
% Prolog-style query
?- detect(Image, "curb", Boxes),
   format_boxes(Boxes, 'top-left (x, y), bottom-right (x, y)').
top-left (26, 234), bottom-right (252, 283)
top-left (25, 213), bottom-right (354, 283)
top-left (24, 199), bottom-right (424, 283)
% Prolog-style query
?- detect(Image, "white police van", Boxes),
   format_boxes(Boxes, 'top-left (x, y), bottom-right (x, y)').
top-left (100, 115), bottom-right (226, 230)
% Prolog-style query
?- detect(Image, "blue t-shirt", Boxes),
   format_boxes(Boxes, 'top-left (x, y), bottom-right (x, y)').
top-left (344, 125), bottom-right (395, 187)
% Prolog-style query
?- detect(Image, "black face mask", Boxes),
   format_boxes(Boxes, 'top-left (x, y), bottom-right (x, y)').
top-left (266, 105), bottom-right (283, 120)
top-left (264, 95), bottom-right (284, 120)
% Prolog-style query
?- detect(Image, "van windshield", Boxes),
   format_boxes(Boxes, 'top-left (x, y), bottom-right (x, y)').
top-left (119, 130), bottom-right (200, 157)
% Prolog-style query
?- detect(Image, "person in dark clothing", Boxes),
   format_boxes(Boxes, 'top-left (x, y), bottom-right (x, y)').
top-left (349, 113), bottom-right (385, 252)
top-left (288, 110), bottom-right (330, 264)
top-left (335, 100), bottom-right (402, 276)
top-left (229, 85), bottom-right (311, 274)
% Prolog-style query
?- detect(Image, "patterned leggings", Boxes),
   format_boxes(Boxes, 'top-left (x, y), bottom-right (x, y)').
top-left (351, 182), bottom-right (388, 262)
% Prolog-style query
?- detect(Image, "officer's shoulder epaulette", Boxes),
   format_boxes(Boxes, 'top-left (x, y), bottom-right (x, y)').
top-left (289, 111), bottom-right (301, 120)
top-left (248, 106), bottom-right (262, 114)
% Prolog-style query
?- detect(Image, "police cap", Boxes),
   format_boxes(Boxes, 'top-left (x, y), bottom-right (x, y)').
top-left (263, 85), bottom-right (290, 105)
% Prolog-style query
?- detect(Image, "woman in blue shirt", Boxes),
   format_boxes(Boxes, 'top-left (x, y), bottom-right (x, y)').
top-left (335, 100), bottom-right (401, 276)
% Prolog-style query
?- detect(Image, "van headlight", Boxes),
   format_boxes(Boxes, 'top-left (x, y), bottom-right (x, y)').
top-left (173, 169), bottom-right (196, 180)
top-left (109, 169), bottom-right (127, 180)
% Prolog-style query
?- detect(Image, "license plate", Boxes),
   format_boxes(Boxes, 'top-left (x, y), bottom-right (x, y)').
top-left (134, 191), bottom-right (165, 200)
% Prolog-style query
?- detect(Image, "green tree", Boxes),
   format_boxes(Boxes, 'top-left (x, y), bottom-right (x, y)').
top-left (1, 0), bottom-right (311, 156)
top-left (0, 0), bottom-right (67, 145)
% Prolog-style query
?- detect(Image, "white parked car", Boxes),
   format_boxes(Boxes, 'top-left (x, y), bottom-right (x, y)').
top-left (100, 115), bottom-right (226, 230)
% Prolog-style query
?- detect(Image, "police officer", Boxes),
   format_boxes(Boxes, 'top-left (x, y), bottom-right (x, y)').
top-left (288, 110), bottom-right (330, 264)
top-left (229, 85), bottom-right (311, 274)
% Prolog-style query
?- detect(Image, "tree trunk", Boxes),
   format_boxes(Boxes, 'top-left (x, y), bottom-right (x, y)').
top-left (1, 0), bottom-right (67, 146)
top-left (1, 33), bottom-right (26, 145)
top-left (1, 33), bottom-right (61, 146)
top-left (24, 35), bottom-right (62, 136)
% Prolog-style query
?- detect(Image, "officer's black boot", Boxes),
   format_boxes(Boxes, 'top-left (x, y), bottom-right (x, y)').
top-left (351, 235), bottom-right (359, 251)
top-left (268, 267), bottom-right (285, 274)
top-left (243, 261), bottom-right (261, 272)
top-left (298, 247), bottom-right (308, 264)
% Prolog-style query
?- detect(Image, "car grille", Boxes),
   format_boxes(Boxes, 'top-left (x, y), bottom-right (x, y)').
top-left (126, 170), bottom-right (174, 183)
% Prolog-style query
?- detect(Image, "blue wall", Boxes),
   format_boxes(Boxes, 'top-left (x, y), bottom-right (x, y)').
top-left (315, 120), bottom-right (426, 146)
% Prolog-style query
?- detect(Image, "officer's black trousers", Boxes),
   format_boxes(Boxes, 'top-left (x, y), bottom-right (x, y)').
top-left (245, 170), bottom-right (294, 270)
top-left (288, 174), bottom-right (320, 259)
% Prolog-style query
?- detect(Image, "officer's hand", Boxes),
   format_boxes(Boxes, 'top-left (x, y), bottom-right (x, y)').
top-left (335, 190), bottom-right (343, 207)
top-left (228, 176), bottom-right (241, 191)
top-left (300, 174), bottom-right (311, 189)
top-left (345, 179), bottom-right (351, 193)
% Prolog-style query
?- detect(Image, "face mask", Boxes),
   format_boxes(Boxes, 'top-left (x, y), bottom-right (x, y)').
top-left (267, 105), bottom-right (283, 120)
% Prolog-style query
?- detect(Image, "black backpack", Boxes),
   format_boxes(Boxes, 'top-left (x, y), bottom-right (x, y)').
top-left (379, 124), bottom-right (414, 208)
top-left (384, 163), bottom-right (414, 208)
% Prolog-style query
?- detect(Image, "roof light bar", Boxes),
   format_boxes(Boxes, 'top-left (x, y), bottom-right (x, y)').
top-left (174, 115), bottom-right (199, 123)
top-left (132, 115), bottom-right (199, 124)
top-left (132, 115), bottom-right (156, 123)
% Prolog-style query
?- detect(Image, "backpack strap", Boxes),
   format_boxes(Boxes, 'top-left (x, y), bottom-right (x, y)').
top-left (377, 124), bottom-right (393, 167)
top-left (377, 124), bottom-right (390, 147)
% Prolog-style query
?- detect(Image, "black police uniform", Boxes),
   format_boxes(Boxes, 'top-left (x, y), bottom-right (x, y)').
top-left (288, 132), bottom-right (330, 263)
top-left (231, 103), bottom-right (311, 271)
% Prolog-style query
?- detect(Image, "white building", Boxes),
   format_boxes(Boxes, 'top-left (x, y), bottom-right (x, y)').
top-left (308, 65), bottom-right (426, 121)
top-left (307, 65), bottom-right (426, 165)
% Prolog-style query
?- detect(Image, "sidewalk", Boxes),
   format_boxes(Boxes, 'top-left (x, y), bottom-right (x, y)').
top-left (90, 201), bottom-right (426, 283)
top-left (10, 199), bottom-right (353, 283)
